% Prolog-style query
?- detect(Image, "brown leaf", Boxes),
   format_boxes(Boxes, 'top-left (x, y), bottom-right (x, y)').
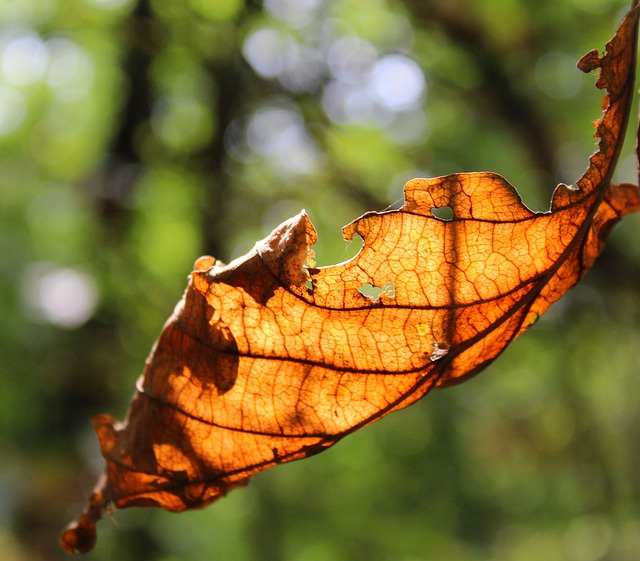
top-left (61, 5), bottom-right (640, 554)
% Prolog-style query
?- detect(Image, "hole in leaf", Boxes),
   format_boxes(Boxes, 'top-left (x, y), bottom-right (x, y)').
top-left (357, 282), bottom-right (395, 303)
top-left (305, 249), bottom-right (316, 268)
top-left (430, 341), bottom-right (450, 361)
top-left (431, 205), bottom-right (454, 221)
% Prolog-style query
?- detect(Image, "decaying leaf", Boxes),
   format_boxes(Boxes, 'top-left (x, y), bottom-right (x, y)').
top-left (61, 4), bottom-right (640, 554)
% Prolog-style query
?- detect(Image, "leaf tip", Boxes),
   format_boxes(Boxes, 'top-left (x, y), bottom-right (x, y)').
top-left (257, 210), bottom-right (318, 287)
top-left (60, 488), bottom-right (107, 554)
top-left (194, 255), bottom-right (216, 272)
top-left (60, 517), bottom-right (97, 555)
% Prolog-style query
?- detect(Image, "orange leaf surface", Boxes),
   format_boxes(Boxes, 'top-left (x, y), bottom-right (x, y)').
top-left (62, 5), bottom-right (640, 554)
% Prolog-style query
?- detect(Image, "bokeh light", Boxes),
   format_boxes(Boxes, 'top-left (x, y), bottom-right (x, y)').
top-left (535, 51), bottom-right (584, 99)
top-left (0, 29), bottom-right (48, 87)
top-left (243, 27), bottom-right (294, 79)
top-left (45, 38), bottom-right (94, 102)
top-left (23, 263), bottom-right (99, 328)
top-left (367, 54), bottom-right (426, 111)
top-left (264, 0), bottom-right (324, 27)
top-left (246, 105), bottom-right (322, 175)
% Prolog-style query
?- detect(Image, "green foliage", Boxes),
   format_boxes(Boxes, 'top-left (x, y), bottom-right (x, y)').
top-left (1, 0), bottom-right (639, 559)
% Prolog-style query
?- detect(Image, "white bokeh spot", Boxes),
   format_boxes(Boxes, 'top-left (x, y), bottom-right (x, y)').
top-left (24, 264), bottom-right (99, 329)
top-left (367, 54), bottom-right (426, 111)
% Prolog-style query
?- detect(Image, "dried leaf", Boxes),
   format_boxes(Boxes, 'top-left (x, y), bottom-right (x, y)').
top-left (62, 5), bottom-right (640, 554)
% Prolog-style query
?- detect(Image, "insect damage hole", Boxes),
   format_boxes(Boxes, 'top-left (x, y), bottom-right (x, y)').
top-left (430, 341), bottom-right (450, 361)
top-left (431, 205), bottom-right (454, 221)
top-left (303, 249), bottom-right (317, 293)
top-left (358, 282), bottom-right (395, 303)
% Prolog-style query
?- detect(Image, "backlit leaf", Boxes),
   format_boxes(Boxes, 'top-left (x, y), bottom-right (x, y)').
top-left (61, 4), bottom-right (640, 554)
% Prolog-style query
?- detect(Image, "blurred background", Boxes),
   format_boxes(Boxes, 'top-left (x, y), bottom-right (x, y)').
top-left (1, 0), bottom-right (639, 559)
